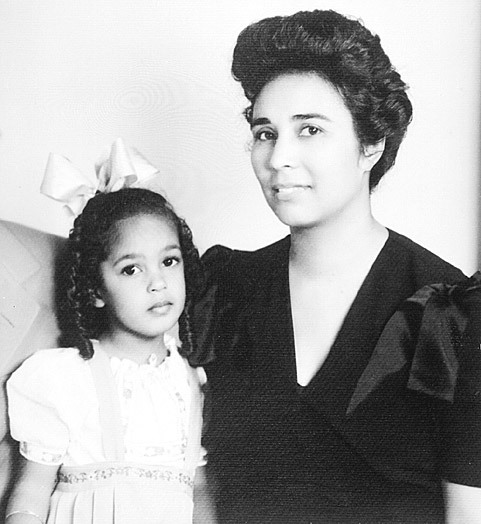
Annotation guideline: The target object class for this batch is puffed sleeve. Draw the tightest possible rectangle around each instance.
[436,273,481,485]
[349,272,481,486]
[7,349,76,465]
[190,245,235,367]
[347,281,459,414]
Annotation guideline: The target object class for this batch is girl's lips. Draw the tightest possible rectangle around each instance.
[149,301,172,313]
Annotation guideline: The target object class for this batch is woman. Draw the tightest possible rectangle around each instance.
[193,9,480,523]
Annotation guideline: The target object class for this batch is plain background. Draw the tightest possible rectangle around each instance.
[0,0,480,273]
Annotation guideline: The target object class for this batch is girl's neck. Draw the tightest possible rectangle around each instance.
[289,213,388,278]
[98,331,169,365]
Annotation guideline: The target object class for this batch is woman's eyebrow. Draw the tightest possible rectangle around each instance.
[251,113,331,128]
[292,113,331,122]
[250,117,271,128]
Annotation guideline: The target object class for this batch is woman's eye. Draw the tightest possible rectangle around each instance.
[121,265,140,276]
[299,126,321,137]
[163,257,181,268]
[253,129,276,142]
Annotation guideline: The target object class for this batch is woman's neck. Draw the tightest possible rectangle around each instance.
[289,214,388,278]
[98,331,168,365]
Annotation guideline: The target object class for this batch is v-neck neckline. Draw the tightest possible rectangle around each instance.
[300,229,427,427]
[295,232,391,380]
[250,230,405,425]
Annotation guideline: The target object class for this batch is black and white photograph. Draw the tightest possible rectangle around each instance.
[1,1,480,522]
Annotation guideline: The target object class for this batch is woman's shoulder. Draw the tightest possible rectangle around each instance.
[386,229,464,284]
[192,238,290,366]
[405,271,481,329]
[201,236,290,282]
[407,272,481,400]
[348,272,480,413]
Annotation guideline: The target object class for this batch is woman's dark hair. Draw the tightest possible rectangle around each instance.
[55,187,203,360]
[232,9,413,190]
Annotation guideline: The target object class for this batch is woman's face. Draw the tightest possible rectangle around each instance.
[250,73,382,229]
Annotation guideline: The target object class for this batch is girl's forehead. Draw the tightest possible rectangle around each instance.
[118,213,175,231]
[109,214,179,250]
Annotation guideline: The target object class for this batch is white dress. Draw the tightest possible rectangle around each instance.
[7,335,205,524]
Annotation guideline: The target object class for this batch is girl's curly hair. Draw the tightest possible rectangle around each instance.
[232,9,413,190]
[55,188,204,360]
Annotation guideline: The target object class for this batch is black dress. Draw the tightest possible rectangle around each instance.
[193,230,477,523]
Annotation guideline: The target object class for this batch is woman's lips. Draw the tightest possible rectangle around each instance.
[273,185,310,200]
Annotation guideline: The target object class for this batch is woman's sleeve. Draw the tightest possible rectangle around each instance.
[438,275,481,486]
[348,272,481,487]
[6,350,70,465]
[347,280,460,414]
[190,245,235,366]
[406,272,481,486]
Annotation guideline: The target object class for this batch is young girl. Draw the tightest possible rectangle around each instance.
[5,187,207,524]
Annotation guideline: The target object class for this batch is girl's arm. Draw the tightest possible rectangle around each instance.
[5,456,58,524]
[444,481,481,524]
[193,465,218,524]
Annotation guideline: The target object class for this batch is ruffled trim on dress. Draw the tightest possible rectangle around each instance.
[99,335,193,467]
[348,272,481,414]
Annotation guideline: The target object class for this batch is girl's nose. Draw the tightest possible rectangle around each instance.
[268,134,297,171]
[148,271,167,292]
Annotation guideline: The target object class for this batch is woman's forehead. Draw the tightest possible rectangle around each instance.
[252,72,350,123]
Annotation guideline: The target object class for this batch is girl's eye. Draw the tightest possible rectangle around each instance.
[121,265,140,276]
[253,129,276,142]
[299,125,322,137]
[163,256,181,268]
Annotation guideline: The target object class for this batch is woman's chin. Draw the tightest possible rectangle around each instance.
[271,210,316,230]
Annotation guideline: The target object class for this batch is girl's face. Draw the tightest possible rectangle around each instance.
[250,73,383,229]
[95,214,185,342]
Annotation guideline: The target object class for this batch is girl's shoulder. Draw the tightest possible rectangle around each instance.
[16,345,82,369]
[7,346,96,421]
[9,346,87,388]
[162,334,206,386]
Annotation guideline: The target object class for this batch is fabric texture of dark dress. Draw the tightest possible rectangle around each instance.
[193,230,479,523]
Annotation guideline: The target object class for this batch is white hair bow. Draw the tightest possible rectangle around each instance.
[40,138,160,215]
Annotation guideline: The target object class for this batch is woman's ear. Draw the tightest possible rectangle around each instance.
[361,138,386,170]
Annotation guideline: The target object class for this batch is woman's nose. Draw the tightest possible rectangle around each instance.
[268,134,297,171]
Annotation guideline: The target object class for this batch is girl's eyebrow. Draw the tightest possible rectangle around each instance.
[251,113,331,128]
[112,244,181,266]
[112,253,143,266]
